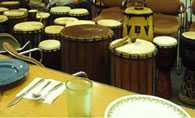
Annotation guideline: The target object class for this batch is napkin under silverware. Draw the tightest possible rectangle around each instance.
[16,77,66,104]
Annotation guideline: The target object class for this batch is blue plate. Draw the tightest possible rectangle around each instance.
[0,59,29,87]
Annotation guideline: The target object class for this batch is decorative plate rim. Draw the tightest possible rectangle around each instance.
[104,95,191,118]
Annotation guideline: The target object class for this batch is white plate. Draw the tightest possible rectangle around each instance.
[105,95,191,118]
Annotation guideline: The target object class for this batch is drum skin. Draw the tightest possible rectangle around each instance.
[181,34,195,71]
[61,24,113,84]
[111,55,155,94]
[68,8,90,20]
[123,7,153,41]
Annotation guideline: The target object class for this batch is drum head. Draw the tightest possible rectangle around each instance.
[14,21,44,32]
[111,38,157,59]
[153,36,177,48]
[0,15,8,23]
[0,7,8,13]
[36,12,50,19]
[50,6,71,14]
[182,32,195,40]
[97,19,122,27]
[61,24,113,41]
[45,25,64,34]
[4,9,26,17]
[54,17,78,25]
[125,7,153,16]
[39,39,60,50]
[68,8,89,16]
[65,20,95,27]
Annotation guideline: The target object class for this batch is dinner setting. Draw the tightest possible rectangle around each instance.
[0,0,195,118]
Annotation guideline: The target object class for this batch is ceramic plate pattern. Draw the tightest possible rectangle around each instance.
[0,59,28,87]
[105,95,191,118]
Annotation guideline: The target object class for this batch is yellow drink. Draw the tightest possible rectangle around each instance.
[66,78,93,117]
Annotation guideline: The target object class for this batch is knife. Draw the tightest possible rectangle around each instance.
[7,78,44,107]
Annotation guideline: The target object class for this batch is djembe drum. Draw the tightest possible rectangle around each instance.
[123,7,153,41]
[13,21,44,48]
[0,1,20,9]
[181,32,195,71]
[153,36,177,98]
[61,24,113,83]
[97,19,123,39]
[36,12,50,26]
[50,6,71,24]
[54,17,78,26]
[0,15,8,33]
[28,9,37,20]
[179,31,195,105]
[39,39,61,70]
[110,37,157,94]
[44,25,64,40]
[65,20,95,27]
[0,7,8,15]
[4,9,27,33]
[68,8,90,20]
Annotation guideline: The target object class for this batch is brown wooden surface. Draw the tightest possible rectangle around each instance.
[0,55,195,117]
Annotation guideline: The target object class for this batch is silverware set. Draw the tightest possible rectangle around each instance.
[7,79,64,107]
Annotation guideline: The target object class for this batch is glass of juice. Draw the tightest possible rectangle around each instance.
[66,77,93,117]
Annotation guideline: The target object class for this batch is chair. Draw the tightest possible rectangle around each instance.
[94,0,127,22]
[145,0,185,37]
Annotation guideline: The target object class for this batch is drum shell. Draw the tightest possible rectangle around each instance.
[179,69,195,105]
[110,25,123,40]
[44,33,62,41]
[7,16,28,33]
[111,54,156,94]
[41,48,61,70]
[0,20,8,33]
[156,46,177,70]
[123,13,153,41]
[62,39,111,84]
[181,36,195,70]
[14,30,43,48]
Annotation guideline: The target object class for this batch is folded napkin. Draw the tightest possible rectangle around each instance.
[17,77,66,104]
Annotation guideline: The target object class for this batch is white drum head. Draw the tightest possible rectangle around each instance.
[182,32,195,40]
[97,19,122,27]
[39,39,61,50]
[14,21,44,32]
[153,36,177,47]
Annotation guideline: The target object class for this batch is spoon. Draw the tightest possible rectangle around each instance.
[32,81,52,99]
[38,82,64,101]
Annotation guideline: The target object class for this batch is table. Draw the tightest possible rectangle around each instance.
[0,56,195,117]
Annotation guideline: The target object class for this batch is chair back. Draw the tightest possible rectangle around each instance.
[145,0,181,14]
[101,0,123,7]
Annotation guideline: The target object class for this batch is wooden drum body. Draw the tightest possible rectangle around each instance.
[153,36,177,99]
[61,24,113,83]
[4,9,27,33]
[44,25,64,40]
[153,36,177,70]
[181,32,195,71]
[39,39,61,70]
[110,38,157,94]
[179,69,195,105]
[0,15,8,33]
[68,8,90,20]
[13,21,44,48]
[97,19,123,40]
[123,7,153,41]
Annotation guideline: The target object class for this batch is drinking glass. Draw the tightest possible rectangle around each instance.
[66,77,93,117]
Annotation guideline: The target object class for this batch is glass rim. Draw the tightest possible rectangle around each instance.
[65,77,93,91]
